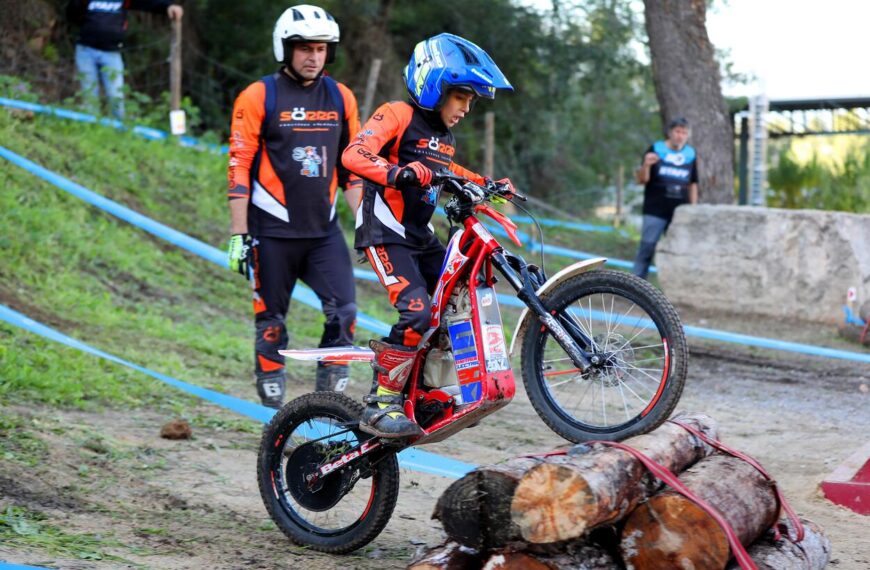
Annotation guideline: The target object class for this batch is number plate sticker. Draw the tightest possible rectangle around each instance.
[448,319,479,376]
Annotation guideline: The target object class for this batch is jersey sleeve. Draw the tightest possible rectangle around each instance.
[690,157,699,184]
[227,81,266,200]
[336,82,363,192]
[341,102,407,187]
[448,162,486,185]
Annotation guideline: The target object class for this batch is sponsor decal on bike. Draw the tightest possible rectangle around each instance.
[480,292,493,307]
[448,320,479,373]
[483,324,510,372]
[471,222,494,244]
[319,440,379,476]
[460,381,482,404]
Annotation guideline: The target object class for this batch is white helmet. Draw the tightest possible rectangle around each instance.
[273,5,340,64]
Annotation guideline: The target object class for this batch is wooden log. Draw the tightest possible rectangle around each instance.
[407,542,483,570]
[482,545,619,570]
[510,413,719,544]
[433,456,550,550]
[621,454,779,570]
[726,518,832,570]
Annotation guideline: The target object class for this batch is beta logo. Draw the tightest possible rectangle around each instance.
[279,107,340,122]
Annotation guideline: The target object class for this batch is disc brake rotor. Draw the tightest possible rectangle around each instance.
[284,441,356,512]
[588,332,636,387]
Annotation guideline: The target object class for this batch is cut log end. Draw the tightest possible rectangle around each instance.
[510,463,595,543]
[407,542,482,570]
[622,495,730,569]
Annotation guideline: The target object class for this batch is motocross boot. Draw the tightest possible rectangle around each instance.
[256,373,285,409]
[315,362,349,392]
[359,340,423,439]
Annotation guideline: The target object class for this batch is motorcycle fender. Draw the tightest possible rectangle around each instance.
[279,346,375,363]
[508,257,607,356]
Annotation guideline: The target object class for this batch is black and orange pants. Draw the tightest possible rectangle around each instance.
[252,230,356,380]
[364,237,446,347]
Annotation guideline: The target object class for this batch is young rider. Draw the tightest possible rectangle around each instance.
[341,33,513,438]
[227,5,362,408]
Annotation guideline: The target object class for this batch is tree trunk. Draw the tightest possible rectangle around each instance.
[433,456,549,550]
[510,413,719,544]
[621,454,780,570]
[482,541,619,570]
[726,518,832,570]
[643,0,735,204]
[407,542,482,570]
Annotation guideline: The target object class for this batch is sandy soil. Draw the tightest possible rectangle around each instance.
[2,335,868,569]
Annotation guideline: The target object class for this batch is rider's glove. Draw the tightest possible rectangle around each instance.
[494,177,516,197]
[394,161,433,189]
[227,233,253,278]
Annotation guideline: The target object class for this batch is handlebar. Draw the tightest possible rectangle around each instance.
[431,169,527,203]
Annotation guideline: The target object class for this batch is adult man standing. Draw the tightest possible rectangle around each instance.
[66,0,184,120]
[632,117,699,280]
[226,4,362,409]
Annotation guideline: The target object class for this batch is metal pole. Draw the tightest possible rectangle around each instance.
[168,18,184,135]
[738,115,749,205]
[170,19,182,111]
[360,58,382,122]
[614,165,624,227]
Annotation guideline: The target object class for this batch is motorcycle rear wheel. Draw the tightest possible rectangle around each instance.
[257,392,400,554]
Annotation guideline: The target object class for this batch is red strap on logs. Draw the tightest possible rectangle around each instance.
[592,439,759,570]
[668,419,805,543]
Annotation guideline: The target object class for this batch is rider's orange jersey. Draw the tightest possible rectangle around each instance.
[342,101,484,248]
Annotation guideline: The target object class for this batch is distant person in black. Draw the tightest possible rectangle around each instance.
[632,117,699,280]
[66,1,184,119]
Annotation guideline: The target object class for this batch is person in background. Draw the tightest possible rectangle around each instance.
[632,117,699,280]
[66,0,184,119]
[226,5,362,409]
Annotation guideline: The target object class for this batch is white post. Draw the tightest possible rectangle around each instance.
[748,94,768,206]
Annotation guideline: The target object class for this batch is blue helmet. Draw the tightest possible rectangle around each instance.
[403,33,513,111]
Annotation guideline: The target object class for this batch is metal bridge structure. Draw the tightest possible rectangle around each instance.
[733,96,870,205]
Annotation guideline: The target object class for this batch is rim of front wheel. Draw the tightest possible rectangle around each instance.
[535,287,673,433]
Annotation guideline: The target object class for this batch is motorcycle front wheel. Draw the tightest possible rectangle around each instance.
[521,270,688,442]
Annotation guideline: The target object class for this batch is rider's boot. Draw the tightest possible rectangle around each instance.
[359,340,423,439]
[315,362,349,392]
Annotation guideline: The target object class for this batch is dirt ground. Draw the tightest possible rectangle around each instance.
[2,327,869,569]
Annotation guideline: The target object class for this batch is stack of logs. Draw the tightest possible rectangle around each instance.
[408,413,831,570]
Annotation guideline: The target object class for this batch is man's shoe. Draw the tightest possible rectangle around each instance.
[315,363,349,392]
[256,374,285,409]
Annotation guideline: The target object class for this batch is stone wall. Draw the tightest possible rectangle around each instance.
[656,205,870,324]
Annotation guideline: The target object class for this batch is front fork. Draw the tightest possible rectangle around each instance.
[491,251,594,371]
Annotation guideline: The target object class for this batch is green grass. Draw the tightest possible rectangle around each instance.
[0,95,638,415]
[0,505,132,563]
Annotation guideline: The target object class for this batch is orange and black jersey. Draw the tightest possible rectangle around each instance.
[228,71,361,238]
[342,101,484,248]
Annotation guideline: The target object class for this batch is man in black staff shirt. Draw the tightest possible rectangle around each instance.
[632,117,699,280]
[67,1,184,119]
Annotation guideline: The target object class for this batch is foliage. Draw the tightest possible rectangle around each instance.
[768,142,870,213]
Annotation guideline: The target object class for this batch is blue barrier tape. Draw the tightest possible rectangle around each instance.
[0,564,55,570]
[3,119,865,364]
[0,145,391,338]
[0,97,621,235]
[0,303,476,478]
